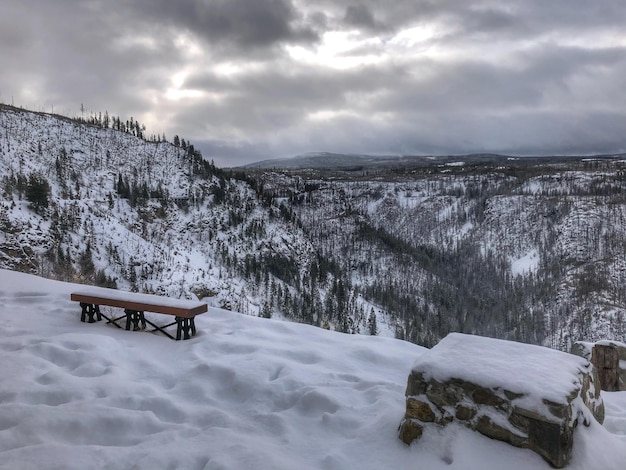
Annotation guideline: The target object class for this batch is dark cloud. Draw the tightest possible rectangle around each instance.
[132,0,319,53]
[344,5,380,31]
[2,0,626,166]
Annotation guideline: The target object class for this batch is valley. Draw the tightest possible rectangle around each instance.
[2,104,625,350]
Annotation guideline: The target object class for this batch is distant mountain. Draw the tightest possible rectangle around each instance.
[242,152,396,169]
[242,151,624,171]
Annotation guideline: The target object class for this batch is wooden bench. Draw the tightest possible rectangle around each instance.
[70,287,208,340]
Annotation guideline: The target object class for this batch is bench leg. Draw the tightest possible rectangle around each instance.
[80,303,102,323]
[80,303,88,322]
[176,317,194,340]
[124,309,146,331]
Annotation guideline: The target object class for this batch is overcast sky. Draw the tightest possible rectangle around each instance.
[3,1,626,166]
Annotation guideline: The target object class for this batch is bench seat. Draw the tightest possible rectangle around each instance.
[70,287,207,340]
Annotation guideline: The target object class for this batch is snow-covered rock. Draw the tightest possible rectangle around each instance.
[399,333,604,468]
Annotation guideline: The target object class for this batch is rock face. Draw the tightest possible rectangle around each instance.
[572,340,626,391]
[399,333,604,469]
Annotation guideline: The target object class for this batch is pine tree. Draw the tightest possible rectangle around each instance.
[79,244,95,279]
[260,302,272,319]
[368,308,378,336]
[25,173,50,214]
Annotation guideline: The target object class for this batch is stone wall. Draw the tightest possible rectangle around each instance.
[399,334,604,469]
[571,340,626,392]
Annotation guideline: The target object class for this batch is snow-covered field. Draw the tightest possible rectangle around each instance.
[1,269,625,469]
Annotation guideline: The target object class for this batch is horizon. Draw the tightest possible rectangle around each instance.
[3,102,626,169]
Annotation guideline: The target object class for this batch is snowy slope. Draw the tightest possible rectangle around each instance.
[1,269,626,470]
[0,105,321,323]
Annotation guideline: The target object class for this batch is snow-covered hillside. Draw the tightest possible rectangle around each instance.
[0,105,334,327]
[1,269,625,470]
[258,162,626,349]
[2,104,626,350]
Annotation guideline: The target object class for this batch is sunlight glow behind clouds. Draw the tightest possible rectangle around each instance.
[388,24,439,50]
[287,23,446,71]
[286,31,385,69]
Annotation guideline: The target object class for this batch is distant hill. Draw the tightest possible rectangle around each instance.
[242,152,396,170]
[242,151,624,171]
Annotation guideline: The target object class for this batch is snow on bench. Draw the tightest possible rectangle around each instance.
[398,333,604,468]
[70,287,207,340]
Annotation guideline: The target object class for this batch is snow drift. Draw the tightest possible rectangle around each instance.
[0,269,625,469]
